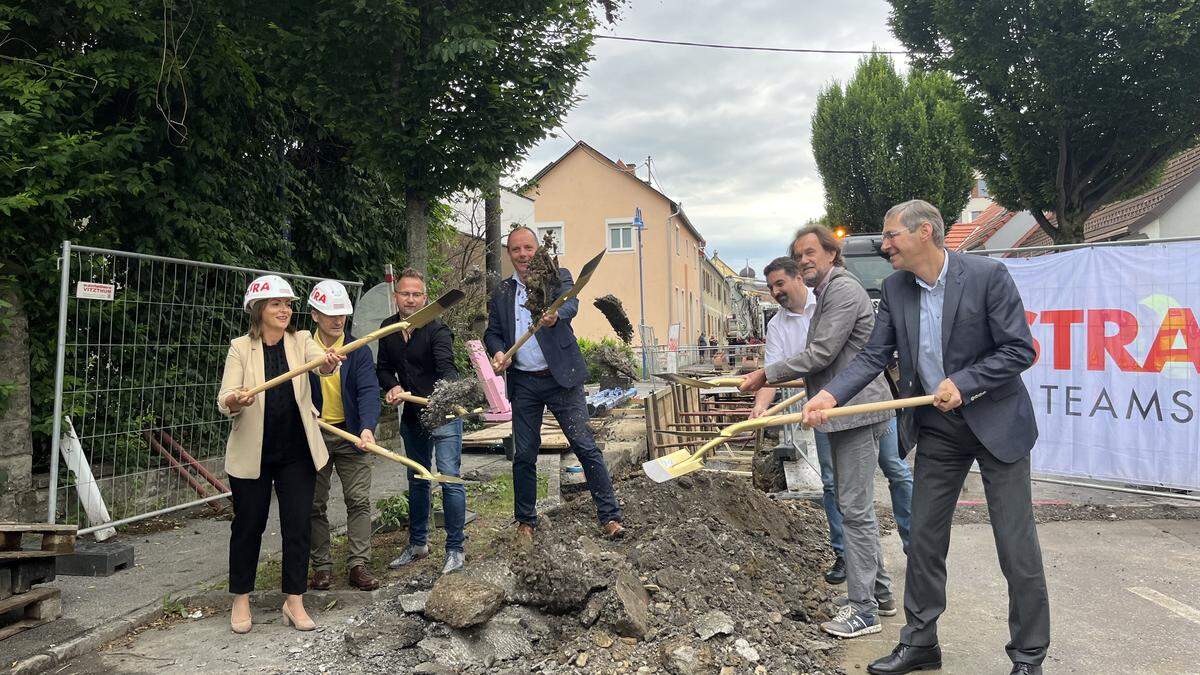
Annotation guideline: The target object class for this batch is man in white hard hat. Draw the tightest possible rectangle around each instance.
[306,280,382,591]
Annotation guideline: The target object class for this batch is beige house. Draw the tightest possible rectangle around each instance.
[521,141,708,346]
[700,256,729,341]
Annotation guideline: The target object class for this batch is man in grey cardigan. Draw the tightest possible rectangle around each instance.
[741,223,896,639]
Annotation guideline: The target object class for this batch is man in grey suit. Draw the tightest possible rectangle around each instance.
[741,224,896,640]
[804,200,1049,675]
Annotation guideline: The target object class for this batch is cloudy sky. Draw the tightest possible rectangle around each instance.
[516,0,906,279]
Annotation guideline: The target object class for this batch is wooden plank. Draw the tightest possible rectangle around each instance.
[0,587,61,641]
[461,420,569,449]
[0,551,60,562]
[0,524,77,534]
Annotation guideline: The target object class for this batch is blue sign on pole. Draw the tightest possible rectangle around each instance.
[633,207,644,230]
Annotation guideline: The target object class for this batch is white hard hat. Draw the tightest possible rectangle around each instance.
[307,279,354,316]
[243,275,299,312]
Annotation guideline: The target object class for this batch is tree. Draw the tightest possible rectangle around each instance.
[256,0,599,274]
[0,0,406,462]
[889,0,1200,243]
[812,53,973,232]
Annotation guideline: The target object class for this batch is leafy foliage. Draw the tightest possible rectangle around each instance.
[889,0,1200,242]
[250,0,600,271]
[811,53,973,232]
[2,0,606,480]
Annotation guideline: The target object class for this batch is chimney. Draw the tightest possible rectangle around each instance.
[615,159,637,175]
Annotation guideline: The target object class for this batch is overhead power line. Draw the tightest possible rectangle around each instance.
[594,34,907,55]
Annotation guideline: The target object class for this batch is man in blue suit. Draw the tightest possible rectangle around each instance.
[486,226,624,541]
[804,200,1049,675]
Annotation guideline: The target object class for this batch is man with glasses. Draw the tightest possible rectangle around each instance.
[376,268,468,575]
[741,225,896,640]
[803,200,1047,675]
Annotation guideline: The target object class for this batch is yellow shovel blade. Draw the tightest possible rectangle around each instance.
[642,449,706,483]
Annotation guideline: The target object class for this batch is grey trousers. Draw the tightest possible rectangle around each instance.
[901,408,1050,666]
[828,420,894,615]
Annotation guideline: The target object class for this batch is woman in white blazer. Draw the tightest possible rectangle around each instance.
[218,275,343,634]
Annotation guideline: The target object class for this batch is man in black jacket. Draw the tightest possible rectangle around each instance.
[376,268,467,575]
[485,226,624,541]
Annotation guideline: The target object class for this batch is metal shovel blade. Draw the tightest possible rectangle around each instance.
[653,372,718,388]
[404,289,467,329]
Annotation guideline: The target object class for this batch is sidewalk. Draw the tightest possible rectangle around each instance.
[838,473,1200,673]
[3,432,511,674]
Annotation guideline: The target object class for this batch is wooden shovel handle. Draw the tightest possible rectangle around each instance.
[244,321,408,398]
[315,419,433,478]
[763,390,807,417]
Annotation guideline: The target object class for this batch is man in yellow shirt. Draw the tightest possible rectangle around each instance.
[306,280,381,591]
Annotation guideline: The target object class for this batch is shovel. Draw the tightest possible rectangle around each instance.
[315,419,468,484]
[498,250,605,366]
[392,390,483,420]
[241,290,466,398]
[642,394,946,483]
[654,372,806,389]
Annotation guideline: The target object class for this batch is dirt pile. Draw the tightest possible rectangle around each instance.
[311,473,842,674]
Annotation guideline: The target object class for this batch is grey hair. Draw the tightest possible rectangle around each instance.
[884,199,945,247]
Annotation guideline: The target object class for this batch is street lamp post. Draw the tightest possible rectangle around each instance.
[635,207,648,379]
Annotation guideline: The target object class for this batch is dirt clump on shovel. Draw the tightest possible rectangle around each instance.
[419,377,486,430]
[521,232,561,318]
[307,473,842,673]
[592,341,638,380]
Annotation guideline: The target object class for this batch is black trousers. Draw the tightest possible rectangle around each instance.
[228,457,317,595]
[901,407,1050,665]
[508,369,621,526]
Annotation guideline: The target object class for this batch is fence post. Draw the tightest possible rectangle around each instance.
[47,240,72,524]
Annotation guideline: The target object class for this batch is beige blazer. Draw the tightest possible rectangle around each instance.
[217,330,331,479]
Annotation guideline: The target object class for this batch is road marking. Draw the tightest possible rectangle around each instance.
[1127,587,1200,625]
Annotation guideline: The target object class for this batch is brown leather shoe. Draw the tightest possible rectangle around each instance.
[516,522,535,542]
[348,565,380,591]
[602,520,626,540]
[308,569,333,591]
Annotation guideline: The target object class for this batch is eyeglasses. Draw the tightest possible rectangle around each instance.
[880,229,907,242]
[395,291,425,299]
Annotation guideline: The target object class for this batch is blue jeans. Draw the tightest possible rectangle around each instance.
[400,418,466,552]
[815,417,913,555]
[508,369,621,526]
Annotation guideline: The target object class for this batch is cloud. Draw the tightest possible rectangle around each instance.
[517,1,904,279]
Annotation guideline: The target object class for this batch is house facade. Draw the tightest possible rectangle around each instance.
[521,141,709,346]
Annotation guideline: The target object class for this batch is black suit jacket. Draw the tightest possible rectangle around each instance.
[825,252,1038,462]
[484,268,588,390]
[375,315,458,422]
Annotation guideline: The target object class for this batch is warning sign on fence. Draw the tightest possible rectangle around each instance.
[75,281,115,301]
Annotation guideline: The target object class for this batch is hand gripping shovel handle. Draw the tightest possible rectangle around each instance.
[723,393,949,437]
[643,393,946,483]
[315,419,466,484]
[499,250,606,365]
[241,290,464,398]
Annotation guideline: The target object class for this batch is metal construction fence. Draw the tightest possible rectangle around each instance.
[49,242,363,533]
[636,342,766,380]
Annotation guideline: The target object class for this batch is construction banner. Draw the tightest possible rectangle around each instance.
[1000,242,1200,490]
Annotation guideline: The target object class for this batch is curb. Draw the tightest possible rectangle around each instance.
[6,582,389,675]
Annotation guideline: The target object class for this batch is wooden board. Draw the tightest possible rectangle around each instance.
[0,523,77,554]
[0,587,62,641]
[462,419,569,449]
[0,551,60,562]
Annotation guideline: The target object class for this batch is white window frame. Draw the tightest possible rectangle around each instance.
[535,221,565,255]
[605,218,635,252]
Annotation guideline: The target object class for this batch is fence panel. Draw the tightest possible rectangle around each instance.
[49,242,362,531]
